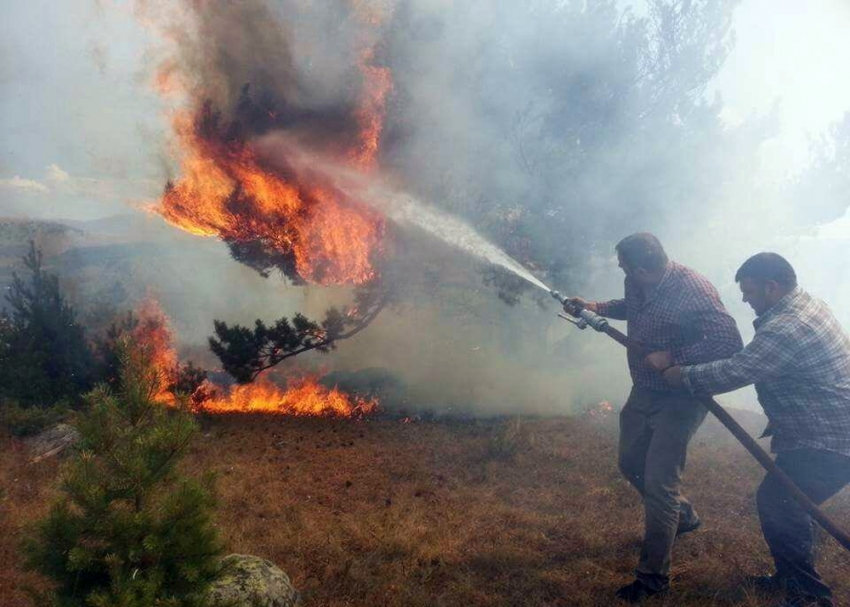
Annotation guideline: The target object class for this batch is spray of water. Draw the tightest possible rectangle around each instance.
[254,133,551,292]
[265,136,552,293]
[376,190,552,293]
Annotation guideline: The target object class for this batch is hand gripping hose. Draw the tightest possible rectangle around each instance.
[552,290,850,553]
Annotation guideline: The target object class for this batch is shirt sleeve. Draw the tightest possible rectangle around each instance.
[680,327,797,395]
[671,305,743,365]
[595,299,627,320]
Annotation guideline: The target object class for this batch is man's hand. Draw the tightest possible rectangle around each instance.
[662,366,684,388]
[645,351,674,372]
[564,297,598,314]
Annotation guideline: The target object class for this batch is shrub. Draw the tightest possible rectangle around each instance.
[0,242,94,406]
[23,341,222,607]
[0,399,68,437]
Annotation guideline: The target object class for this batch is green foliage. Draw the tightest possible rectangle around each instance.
[23,342,222,607]
[0,242,94,406]
[792,111,850,223]
[91,310,139,390]
[0,399,68,437]
[209,313,336,383]
[209,282,387,383]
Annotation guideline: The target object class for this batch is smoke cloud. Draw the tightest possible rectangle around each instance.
[6,0,848,415]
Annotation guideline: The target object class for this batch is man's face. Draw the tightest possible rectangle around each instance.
[618,254,650,287]
[617,254,632,278]
[739,277,771,316]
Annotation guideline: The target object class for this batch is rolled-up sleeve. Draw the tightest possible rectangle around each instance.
[681,329,797,395]
[595,299,627,320]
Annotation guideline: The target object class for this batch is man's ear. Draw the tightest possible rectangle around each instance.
[764,279,781,297]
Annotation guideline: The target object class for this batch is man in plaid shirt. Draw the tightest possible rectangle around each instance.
[567,233,743,603]
[650,253,850,607]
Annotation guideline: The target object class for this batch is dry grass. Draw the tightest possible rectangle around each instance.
[2,411,849,606]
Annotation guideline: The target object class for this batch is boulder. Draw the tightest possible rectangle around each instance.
[25,423,80,463]
[207,554,299,607]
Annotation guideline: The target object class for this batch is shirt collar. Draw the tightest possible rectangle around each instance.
[643,262,673,302]
[753,287,802,329]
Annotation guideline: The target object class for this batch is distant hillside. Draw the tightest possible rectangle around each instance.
[0,215,304,350]
[0,218,85,259]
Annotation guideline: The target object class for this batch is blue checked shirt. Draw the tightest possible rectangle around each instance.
[681,288,850,457]
[595,262,743,392]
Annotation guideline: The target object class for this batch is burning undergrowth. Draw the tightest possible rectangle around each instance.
[134,1,582,416]
[129,297,379,419]
[129,0,410,410]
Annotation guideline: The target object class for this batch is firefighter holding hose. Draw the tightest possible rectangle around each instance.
[566,232,743,603]
[647,252,850,607]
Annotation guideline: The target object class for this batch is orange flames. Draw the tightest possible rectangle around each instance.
[131,298,378,418]
[132,298,179,401]
[199,376,379,417]
[351,47,393,171]
[152,1,393,286]
[159,112,385,284]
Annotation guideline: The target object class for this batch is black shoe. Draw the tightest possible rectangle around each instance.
[615,580,667,603]
[675,516,702,537]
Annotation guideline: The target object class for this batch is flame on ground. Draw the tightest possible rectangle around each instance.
[131,297,378,418]
[132,298,179,401]
[199,376,379,418]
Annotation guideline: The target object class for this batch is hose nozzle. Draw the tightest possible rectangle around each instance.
[552,290,609,333]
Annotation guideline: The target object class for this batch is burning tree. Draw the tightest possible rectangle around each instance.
[141,1,396,383]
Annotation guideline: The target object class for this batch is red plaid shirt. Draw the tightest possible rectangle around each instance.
[595,262,743,392]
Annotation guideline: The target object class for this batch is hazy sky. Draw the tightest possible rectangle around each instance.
[709,0,850,179]
[1,0,849,221]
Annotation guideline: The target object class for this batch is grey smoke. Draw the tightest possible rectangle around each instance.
[6,0,849,415]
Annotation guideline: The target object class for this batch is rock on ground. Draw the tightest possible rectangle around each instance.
[25,423,80,462]
[207,554,299,607]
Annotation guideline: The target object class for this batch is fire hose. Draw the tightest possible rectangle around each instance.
[550,290,850,553]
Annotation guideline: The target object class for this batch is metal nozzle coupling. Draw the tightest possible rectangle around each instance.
[578,308,609,332]
[553,289,609,333]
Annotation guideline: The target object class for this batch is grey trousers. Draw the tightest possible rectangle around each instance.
[757,448,850,603]
[618,386,708,591]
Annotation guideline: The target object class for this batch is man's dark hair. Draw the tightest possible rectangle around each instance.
[615,232,669,272]
[735,252,798,288]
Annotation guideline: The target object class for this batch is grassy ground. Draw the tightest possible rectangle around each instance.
[2,410,849,606]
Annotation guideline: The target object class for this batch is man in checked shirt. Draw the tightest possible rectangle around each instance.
[566,233,743,603]
[649,252,850,607]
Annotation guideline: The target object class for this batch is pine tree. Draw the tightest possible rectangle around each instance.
[0,241,94,405]
[209,280,387,383]
[23,340,222,607]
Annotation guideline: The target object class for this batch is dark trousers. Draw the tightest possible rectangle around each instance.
[618,386,708,591]
[757,448,850,602]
